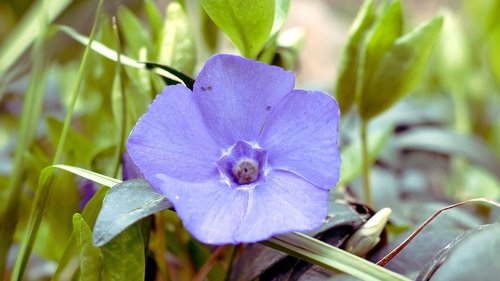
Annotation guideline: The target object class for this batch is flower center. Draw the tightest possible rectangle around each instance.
[217,140,267,187]
[232,158,259,184]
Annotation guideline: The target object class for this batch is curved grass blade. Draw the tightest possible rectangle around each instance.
[57,25,195,88]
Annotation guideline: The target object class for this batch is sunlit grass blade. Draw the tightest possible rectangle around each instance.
[0,0,72,78]
[46,164,121,187]
[262,232,411,281]
[0,2,50,276]
[57,25,194,86]
[11,1,105,279]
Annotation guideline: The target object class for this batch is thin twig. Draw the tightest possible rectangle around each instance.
[192,245,228,281]
[376,198,500,266]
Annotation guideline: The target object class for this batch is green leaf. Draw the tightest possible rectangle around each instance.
[117,6,154,58]
[270,0,291,38]
[52,187,109,280]
[92,179,172,247]
[335,0,375,114]
[262,232,411,281]
[73,214,103,281]
[201,0,275,58]
[101,223,145,281]
[200,3,219,51]
[144,0,163,44]
[434,8,470,91]
[360,0,402,97]
[158,2,196,74]
[486,25,500,84]
[358,16,443,120]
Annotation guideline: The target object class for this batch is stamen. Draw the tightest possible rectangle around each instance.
[232,158,259,184]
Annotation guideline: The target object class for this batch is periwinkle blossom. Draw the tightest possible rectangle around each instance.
[126,54,340,244]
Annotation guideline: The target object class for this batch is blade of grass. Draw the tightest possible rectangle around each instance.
[262,232,411,281]
[10,1,105,279]
[57,25,194,87]
[0,0,72,78]
[110,16,127,178]
[0,1,51,277]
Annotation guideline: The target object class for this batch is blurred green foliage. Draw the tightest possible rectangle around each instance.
[0,0,499,280]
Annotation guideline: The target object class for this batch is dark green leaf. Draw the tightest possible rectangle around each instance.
[92,178,172,247]
[395,128,500,179]
[73,213,103,281]
[101,223,145,281]
[201,0,275,58]
[359,16,443,120]
[417,223,500,281]
[158,2,196,74]
[335,0,374,114]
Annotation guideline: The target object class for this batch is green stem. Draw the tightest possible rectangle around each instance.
[361,121,372,206]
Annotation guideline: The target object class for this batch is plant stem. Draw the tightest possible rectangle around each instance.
[361,121,372,206]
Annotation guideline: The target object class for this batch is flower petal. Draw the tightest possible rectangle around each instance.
[126,84,221,183]
[234,170,329,242]
[156,170,328,244]
[156,174,249,244]
[193,54,295,146]
[259,90,341,189]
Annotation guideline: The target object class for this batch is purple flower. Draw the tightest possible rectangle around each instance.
[126,54,340,244]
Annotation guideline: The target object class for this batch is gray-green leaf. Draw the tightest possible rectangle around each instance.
[201,0,275,58]
[358,16,443,120]
[92,178,172,247]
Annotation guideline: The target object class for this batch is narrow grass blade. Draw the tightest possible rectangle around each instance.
[0,2,50,276]
[10,1,105,279]
[0,0,72,77]
[57,25,193,86]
